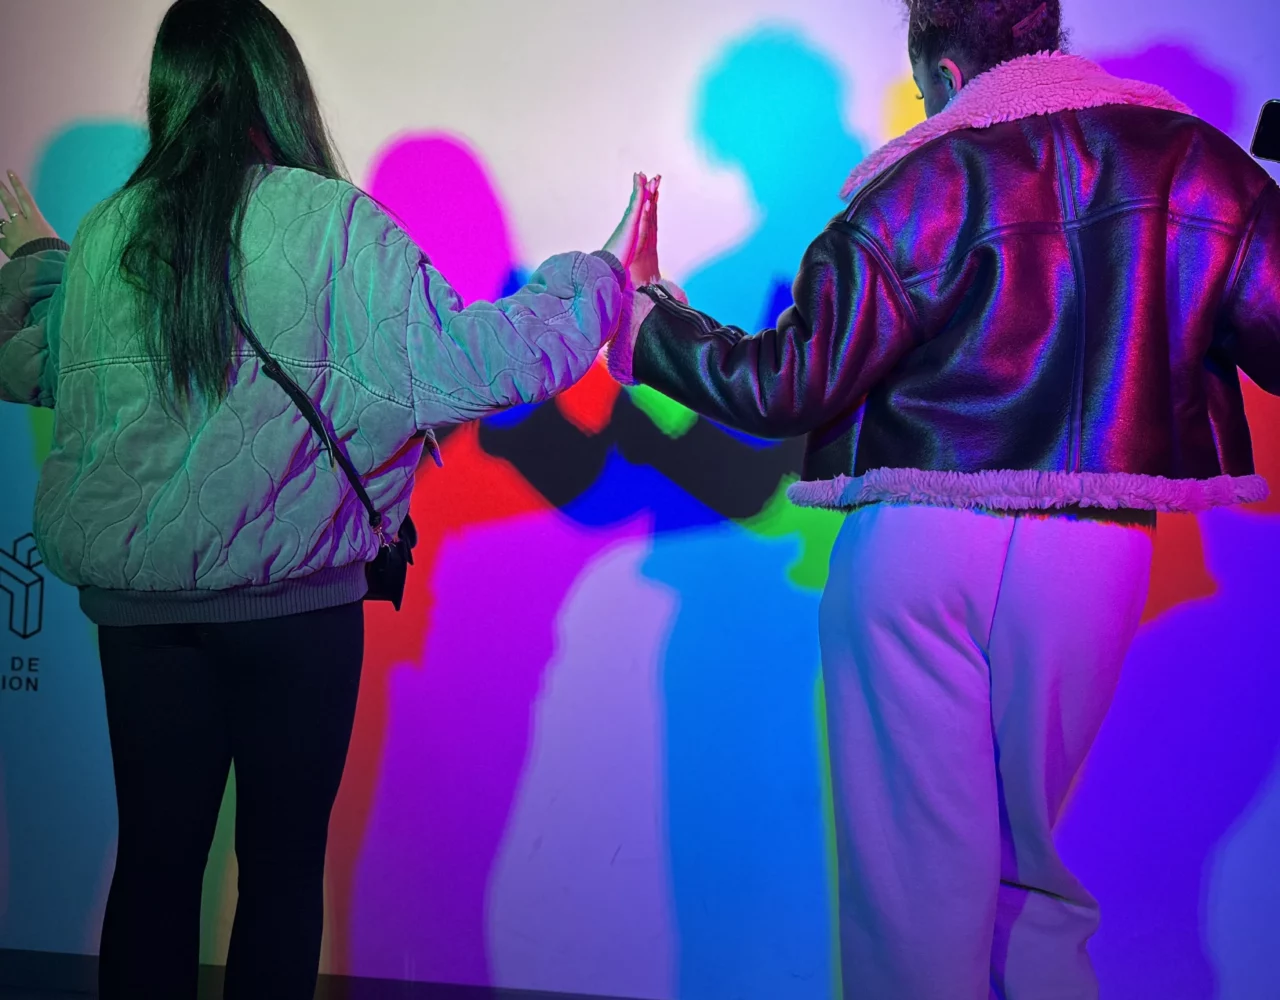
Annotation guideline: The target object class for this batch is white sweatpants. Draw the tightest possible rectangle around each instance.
[820,504,1154,1000]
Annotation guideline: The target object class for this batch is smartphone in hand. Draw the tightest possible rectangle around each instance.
[1251,101,1280,162]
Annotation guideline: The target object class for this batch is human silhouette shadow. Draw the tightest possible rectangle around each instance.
[479,27,865,526]
[486,31,861,1000]
[635,35,865,999]
[32,121,149,241]
[327,133,546,983]
[682,28,866,335]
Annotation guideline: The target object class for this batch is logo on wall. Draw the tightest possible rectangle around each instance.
[1,534,45,640]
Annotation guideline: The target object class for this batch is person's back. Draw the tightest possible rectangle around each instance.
[0,3,648,998]
[831,101,1278,501]
[606,3,1280,997]
[36,163,626,622]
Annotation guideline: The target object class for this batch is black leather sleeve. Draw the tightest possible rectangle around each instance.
[1222,181,1280,396]
[631,225,917,439]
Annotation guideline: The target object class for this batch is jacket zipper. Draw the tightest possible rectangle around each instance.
[644,284,716,336]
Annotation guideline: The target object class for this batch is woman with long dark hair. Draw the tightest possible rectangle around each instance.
[0,2,647,996]
[611,0,1280,996]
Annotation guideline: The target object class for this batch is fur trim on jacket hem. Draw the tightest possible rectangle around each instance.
[787,468,1269,514]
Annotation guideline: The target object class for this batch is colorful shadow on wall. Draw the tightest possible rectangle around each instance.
[2,20,1279,1000]
[0,119,148,959]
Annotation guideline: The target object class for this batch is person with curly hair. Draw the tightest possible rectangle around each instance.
[610,0,1280,995]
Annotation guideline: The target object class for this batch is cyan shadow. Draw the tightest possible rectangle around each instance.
[24,121,148,468]
[684,26,866,331]
[481,31,861,996]
[32,121,149,241]
[556,453,835,999]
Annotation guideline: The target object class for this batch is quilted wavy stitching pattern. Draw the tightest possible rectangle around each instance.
[0,252,63,405]
[0,167,623,593]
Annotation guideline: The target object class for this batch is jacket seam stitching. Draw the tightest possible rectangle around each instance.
[898,203,1240,290]
[1050,116,1087,473]
[60,354,415,410]
[1222,186,1269,311]
[831,222,922,335]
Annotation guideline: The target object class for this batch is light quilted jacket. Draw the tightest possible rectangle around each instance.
[0,166,627,624]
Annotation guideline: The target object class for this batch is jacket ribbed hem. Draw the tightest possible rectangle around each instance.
[786,468,1270,514]
[80,563,369,627]
[10,237,71,259]
[589,250,627,289]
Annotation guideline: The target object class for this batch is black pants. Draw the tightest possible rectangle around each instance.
[96,603,365,1000]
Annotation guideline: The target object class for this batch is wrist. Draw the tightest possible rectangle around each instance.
[590,249,628,289]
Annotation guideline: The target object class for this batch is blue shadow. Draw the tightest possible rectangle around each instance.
[628,28,870,999]
[1057,508,1280,998]
[563,445,834,998]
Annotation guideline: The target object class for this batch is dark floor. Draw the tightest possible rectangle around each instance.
[0,992,86,1000]
[0,978,626,1000]
[0,950,627,1000]
[0,988,611,1000]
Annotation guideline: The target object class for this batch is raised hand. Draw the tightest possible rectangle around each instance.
[630,175,661,287]
[0,171,59,259]
[602,173,651,269]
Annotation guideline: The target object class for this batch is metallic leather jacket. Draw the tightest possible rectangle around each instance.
[621,56,1278,514]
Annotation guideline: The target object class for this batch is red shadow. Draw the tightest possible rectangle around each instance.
[1098,44,1279,624]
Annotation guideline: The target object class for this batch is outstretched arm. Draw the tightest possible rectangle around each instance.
[343,175,651,431]
[0,171,67,407]
[610,223,919,439]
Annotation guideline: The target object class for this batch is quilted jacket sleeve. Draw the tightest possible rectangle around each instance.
[625,224,917,438]
[0,241,69,407]
[345,192,628,431]
[1221,181,1280,395]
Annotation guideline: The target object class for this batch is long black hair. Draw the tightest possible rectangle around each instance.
[904,0,1066,79]
[120,0,345,402]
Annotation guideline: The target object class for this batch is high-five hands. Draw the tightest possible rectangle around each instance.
[600,174,669,383]
[631,175,661,287]
[603,173,651,269]
[603,173,662,286]
[0,171,59,260]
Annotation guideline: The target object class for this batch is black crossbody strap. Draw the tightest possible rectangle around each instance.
[237,324,385,533]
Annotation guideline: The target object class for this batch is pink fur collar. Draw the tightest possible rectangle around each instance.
[842,51,1192,199]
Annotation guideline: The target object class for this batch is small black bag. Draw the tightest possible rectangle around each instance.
[239,327,417,611]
